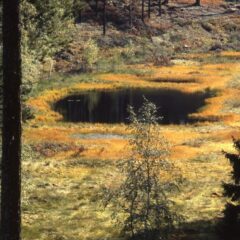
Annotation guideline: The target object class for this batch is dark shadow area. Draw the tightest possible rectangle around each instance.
[217,218,240,240]
[120,219,227,240]
[173,219,222,240]
[173,218,240,240]
[54,88,215,124]
[126,229,171,240]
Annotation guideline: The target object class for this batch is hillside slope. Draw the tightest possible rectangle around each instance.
[55,1,240,72]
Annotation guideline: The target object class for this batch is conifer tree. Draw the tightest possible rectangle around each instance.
[222,138,240,239]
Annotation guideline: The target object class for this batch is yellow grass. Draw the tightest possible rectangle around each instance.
[23,52,240,239]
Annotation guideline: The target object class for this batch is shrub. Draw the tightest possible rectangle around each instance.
[104,98,180,240]
[20,0,75,95]
[82,39,99,71]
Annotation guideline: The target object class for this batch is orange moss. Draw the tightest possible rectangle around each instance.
[27,56,240,126]
[27,83,115,123]
[221,51,240,57]
[170,145,199,161]
[25,52,240,166]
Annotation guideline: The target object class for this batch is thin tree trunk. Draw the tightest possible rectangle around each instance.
[142,0,145,22]
[129,0,133,28]
[145,125,151,236]
[79,9,82,23]
[1,0,22,240]
[103,0,106,35]
[95,0,99,16]
[148,0,151,18]
[158,0,162,16]
[194,0,201,6]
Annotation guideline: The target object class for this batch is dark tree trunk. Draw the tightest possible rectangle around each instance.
[194,0,201,6]
[95,0,99,16]
[158,0,162,16]
[148,0,151,18]
[79,9,82,23]
[141,0,145,22]
[1,0,22,240]
[103,0,106,35]
[129,0,133,28]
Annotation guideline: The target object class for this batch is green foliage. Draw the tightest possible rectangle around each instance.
[73,0,88,20]
[20,0,77,94]
[82,39,99,71]
[104,98,180,240]
[22,104,35,122]
[21,0,75,60]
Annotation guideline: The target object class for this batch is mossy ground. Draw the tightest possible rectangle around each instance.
[23,52,240,240]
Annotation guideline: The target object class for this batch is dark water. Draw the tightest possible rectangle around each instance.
[54,88,213,124]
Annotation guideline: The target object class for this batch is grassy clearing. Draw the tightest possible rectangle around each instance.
[22,123,235,239]
[30,73,103,97]
[23,52,240,239]
[22,152,120,240]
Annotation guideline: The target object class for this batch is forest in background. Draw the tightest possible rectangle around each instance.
[14,1,240,97]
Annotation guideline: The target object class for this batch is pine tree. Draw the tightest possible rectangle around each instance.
[222,138,240,239]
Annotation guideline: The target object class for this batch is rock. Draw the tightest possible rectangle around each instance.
[224,8,239,13]
[152,36,165,45]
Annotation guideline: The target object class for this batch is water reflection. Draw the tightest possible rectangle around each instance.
[54,88,213,124]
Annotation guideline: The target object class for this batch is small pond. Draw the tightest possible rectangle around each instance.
[54,88,214,124]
